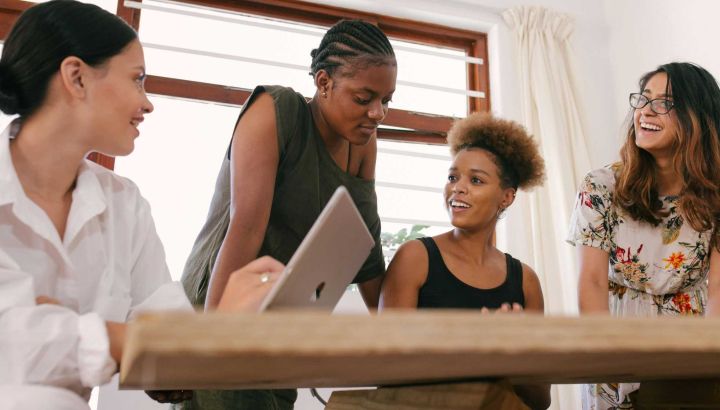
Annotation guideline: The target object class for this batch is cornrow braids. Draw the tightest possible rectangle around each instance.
[310,19,395,77]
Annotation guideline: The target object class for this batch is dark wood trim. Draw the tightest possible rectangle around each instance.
[383,110,454,136]
[146,75,251,106]
[175,0,484,49]
[117,0,142,30]
[0,0,30,11]
[146,75,446,144]
[86,152,116,169]
[145,0,490,119]
[376,128,446,145]
[0,0,31,39]
[468,36,490,113]
[145,75,456,138]
[181,0,370,26]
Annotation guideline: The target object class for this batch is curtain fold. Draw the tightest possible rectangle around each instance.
[501,6,592,410]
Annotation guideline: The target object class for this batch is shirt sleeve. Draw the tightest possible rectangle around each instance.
[127,194,193,320]
[0,251,116,390]
[566,168,615,252]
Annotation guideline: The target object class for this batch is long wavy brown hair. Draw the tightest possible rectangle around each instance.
[615,62,720,250]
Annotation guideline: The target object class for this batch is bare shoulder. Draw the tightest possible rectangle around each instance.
[520,262,541,286]
[234,92,276,128]
[391,239,428,268]
[229,92,279,160]
[520,261,545,312]
[380,238,430,309]
[386,239,429,284]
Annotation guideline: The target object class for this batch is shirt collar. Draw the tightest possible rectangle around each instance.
[0,120,108,245]
[64,159,108,245]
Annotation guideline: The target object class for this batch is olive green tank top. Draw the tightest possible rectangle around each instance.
[181,85,385,307]
[176,86,385,409]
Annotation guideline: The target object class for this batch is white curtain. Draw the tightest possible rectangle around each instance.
[501,6,592,410]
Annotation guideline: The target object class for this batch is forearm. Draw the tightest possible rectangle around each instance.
[0,306,117,387]
[578,278,609,313]
[205,225,265,309]
[106,321,126,365]
[378,279,422,311]
[358,274,384,311]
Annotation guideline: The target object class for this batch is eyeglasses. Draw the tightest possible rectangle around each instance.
[629,93,674,114]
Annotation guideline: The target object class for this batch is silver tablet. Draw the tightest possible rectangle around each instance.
[258,186,375,311]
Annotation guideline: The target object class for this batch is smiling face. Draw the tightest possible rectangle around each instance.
[633,72,679,159]
[84,39,154,156]
[444,148,516,231]
[317,63,397,145]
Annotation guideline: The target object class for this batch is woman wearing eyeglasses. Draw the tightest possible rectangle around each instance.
[568,62,720,409]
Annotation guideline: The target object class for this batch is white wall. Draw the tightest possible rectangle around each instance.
[603,0,720,127]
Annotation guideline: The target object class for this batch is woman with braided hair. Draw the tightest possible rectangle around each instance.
[178,19,396,409]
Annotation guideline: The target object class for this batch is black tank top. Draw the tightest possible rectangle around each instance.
[417,237,525,309]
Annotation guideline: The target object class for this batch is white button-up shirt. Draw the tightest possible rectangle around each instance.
[0,122,191,406]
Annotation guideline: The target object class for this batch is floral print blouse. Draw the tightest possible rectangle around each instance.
[567,166,710,317]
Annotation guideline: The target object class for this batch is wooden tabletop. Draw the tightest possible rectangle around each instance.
[119,311,720,390]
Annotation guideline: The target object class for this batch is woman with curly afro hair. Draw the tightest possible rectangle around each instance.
[379,112,550,410]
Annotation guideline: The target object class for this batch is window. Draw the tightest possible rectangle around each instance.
[95,0,489,284]
[121,0,489,139]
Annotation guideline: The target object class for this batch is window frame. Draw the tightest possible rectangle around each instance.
[0,0,490,166]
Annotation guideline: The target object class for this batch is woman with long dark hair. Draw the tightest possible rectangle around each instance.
[569,62,720,409]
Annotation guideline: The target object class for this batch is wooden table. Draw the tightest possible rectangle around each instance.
[120,311,720,408]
